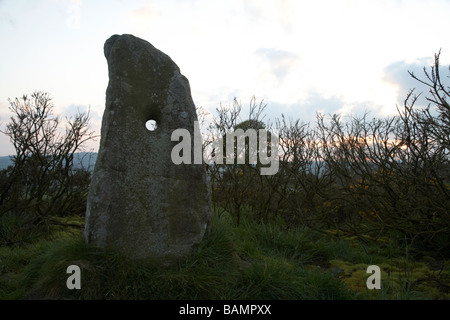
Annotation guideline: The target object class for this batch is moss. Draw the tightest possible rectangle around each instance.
[328,259,369,292]
[328,257,450,299]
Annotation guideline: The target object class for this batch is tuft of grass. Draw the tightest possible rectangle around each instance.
[235,215,329,266]
[0,212,46,247]
[232,256,356,300]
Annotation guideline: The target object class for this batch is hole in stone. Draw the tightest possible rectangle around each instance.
[145,119,158,131]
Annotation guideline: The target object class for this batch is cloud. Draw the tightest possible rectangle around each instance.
[58,103,101,152]
[383,59,430,92]
[252,91,346,126]
[254,48,300,82]
[61,103,102,133]
[263,89,394,128]
[0,101,16,156]
[208,88,386,129]
[126,4,161,33]
[274,0,294,32]
[0,11,13,26]
[66,0,82,30]
[300,90,346,120]
[62,103,100,120]
[242,0,294,32]
[0,0,14,28]
[382,57,450,107]
[0,101,11,123]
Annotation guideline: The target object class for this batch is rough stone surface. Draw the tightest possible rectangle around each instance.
[84,34,212,265]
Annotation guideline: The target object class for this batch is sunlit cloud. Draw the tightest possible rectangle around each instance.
[382,57,450,109]
[125,4,162,33]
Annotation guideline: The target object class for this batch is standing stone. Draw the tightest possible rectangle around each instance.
[84,34,212,265]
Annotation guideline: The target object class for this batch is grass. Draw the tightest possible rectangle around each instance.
[0,209,449,300]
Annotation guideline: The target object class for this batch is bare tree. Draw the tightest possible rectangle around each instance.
[0,91,96,244]
[205,96,273,225]
[312,52,450,252]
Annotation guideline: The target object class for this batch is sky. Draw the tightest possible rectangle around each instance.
[0,0,449,156]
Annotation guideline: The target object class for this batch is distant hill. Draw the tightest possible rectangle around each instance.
[0,156,12,170]
[0,152,98,171]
